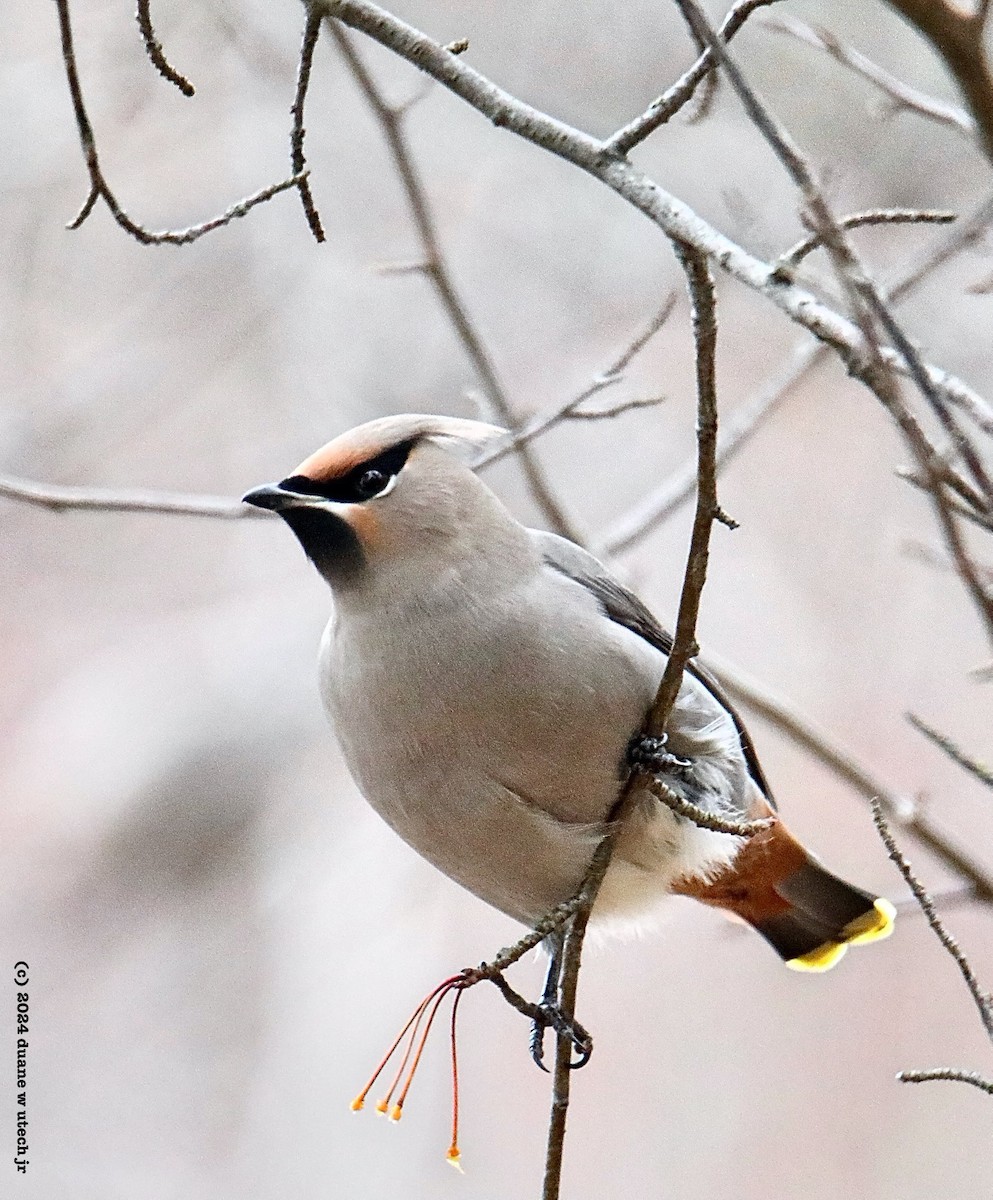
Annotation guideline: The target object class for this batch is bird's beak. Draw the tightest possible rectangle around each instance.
[242,484,295,512]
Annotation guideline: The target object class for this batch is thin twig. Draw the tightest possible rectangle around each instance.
[907,713,993,788]
[883,0,993,163]
[0,474,265,519]
[898,1068,993,1094]
[135,0,195,96]
[290,8,327,242]
[771,209,956,279]
[327,19,581,542]
[896,464,993,529]
[763,14,976,142]
[606,0,782,156]
[642,779,774,835]
[563,395,667,421]
[57,0,304,244]
[871,798,993,1042]
[477,293,677,470]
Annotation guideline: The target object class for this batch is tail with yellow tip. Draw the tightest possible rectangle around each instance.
[673,818,895,971]
[763,864,895,972]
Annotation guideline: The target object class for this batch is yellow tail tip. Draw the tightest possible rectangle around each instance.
[787,940,848,972]
[787,898,896,972]
[375,1100,389,1115]
[389,1104,403,1123]
[841,897,896,945]
[350,1097,365,1113]
[446,1147,464,1173]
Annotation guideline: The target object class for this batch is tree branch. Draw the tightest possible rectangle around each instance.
[540,245,727,1200]
[884,0,993,163]
[898,1068,993,1095]
[0,474,263,519]
[907,712,993,789]
[771,208,956,280]
[871,798,993,1044]
[135,0,195,95]
[672,0,993,649]
[56,0,309,244]
[477,293,677,469]
[599,191,993,555]
[327,20,582,542]
[764,13,977,142]
[309,1,993,443]
[290,8,328,242]
[606,0,782,156]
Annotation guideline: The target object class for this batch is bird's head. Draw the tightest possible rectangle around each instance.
[243,414,512,593]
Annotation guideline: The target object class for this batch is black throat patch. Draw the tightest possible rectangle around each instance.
[278,506,366,585]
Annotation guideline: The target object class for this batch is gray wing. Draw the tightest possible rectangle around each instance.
[531,528,775,805]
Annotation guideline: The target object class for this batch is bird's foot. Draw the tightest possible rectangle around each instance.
[627,732,694,779]
[529,1003,593,1073]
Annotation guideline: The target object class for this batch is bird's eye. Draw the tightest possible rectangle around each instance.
[356,468,389,498]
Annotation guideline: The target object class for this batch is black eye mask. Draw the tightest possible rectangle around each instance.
[279,438,418,504]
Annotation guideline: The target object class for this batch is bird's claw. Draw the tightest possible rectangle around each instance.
[627,732,694,778]
[529,1003,593,1072]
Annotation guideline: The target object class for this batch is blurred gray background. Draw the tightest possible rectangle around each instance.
[2,1,992,1197]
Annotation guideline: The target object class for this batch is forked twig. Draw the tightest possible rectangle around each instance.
[56,0,308,244]
[607,0,782,155]
[764,14,976,142]
[771,209,956,279]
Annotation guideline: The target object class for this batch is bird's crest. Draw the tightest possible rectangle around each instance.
[294,414,507,482]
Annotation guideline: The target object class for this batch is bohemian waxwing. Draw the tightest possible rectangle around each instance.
[244,414,894,973]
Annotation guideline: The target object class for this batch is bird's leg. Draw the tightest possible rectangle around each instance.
[527,928,592,1072]
[627,731,694,778]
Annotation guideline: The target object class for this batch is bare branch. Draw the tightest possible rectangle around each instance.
[0,473,263,519]
[312,2,993,448]
[883,0,993,163]
[896,464,993,530]
[871,798,993,1042]
[539,247,727,1200]
[898,1068,993,1094]
[606,0,782,156]
[326,20,581,543]
[135,0,195,96]
[764,14,976,142]
[56,0,306,244]
[771,209,956,280]
[704,652,993,906]
[598,192,993,555]
[643,779,774,836]
[563,395,667,421]
[672,0,993,647]
[907,713,993,789]
[290,8,327,242]
[477,293,677,469]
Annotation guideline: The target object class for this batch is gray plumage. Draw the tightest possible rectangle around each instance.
[243,414,894,967]
[299,421,757,930]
